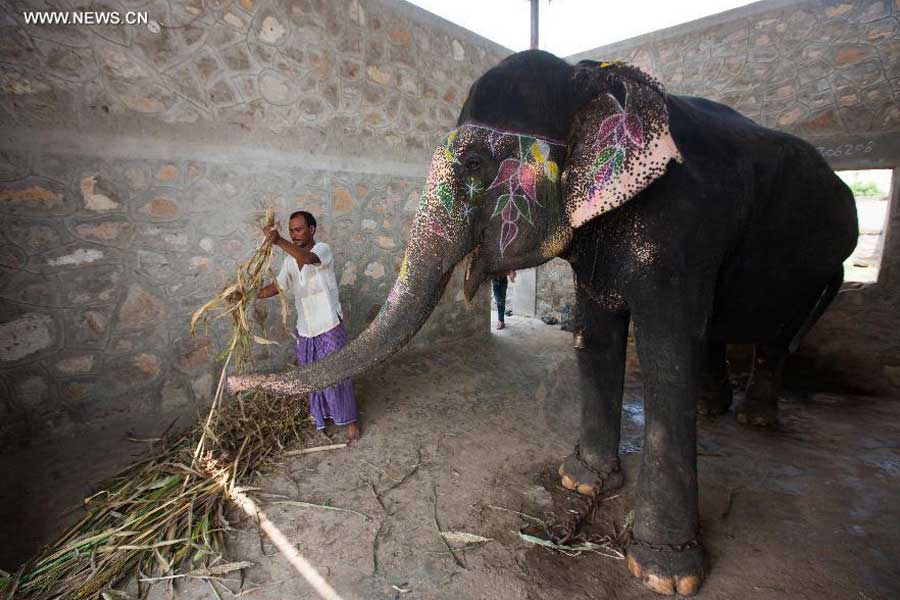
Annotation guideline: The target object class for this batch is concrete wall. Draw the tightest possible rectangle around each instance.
[533,0,900,394]
[0,0,508,444]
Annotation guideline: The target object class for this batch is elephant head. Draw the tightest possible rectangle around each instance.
[228,51,681,396]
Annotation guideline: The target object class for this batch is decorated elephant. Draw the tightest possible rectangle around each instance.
[230,51,858,595]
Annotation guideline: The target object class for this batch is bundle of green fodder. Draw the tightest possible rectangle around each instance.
[3,209,305,600]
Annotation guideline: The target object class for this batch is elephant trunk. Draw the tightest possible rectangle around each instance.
[228,246,460,397]
[229,141,475,397]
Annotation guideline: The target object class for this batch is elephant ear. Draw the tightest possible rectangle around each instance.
[563,63,682,229]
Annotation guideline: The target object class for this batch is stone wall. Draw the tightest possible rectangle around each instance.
[534,0,900,394]
[0,0,508,444]
[534,259,575,324]
[568,0,900,139]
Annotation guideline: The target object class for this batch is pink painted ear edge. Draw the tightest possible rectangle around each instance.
[563,66,683,230]
[567,131,682,229]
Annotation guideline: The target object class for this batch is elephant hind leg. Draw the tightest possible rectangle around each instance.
[697,342,732,416]
[736,267,843,428]
[735,343,786,427]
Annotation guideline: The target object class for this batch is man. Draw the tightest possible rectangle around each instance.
[254,211,360,442]
[491,270,516,330]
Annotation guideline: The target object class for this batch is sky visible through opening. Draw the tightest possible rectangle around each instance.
[406,0,758,57]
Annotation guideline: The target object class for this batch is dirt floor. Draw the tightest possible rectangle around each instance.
[4,314,900,599]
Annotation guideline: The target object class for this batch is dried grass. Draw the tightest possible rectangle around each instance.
[190,207,290,372]
[3,208,306,599]
[5,389,309,600]
[486,497,630,561]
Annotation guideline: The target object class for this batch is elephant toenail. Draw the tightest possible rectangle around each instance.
[576,482,596,496]
[627,554,642,578]
[645,573,676,595]
[677,575,701,596]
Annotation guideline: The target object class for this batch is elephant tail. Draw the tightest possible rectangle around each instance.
[788,266,844,353]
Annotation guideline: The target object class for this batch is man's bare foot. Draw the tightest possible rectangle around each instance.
[496,321,505,330]
[346,422,361,443]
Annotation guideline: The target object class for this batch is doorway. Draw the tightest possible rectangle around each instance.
[489,268,537,330]
[836,169,893,284]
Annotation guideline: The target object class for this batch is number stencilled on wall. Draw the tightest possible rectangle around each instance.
[816,141,874,158]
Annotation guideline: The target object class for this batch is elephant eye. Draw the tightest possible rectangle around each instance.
[464,156,481,172]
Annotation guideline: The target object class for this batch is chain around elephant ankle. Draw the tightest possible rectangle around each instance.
[629,534,703,553]
[574,444,620,482]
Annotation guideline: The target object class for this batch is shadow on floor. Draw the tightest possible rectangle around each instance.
[3,315,899,599]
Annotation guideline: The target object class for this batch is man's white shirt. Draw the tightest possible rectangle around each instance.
[276,242,343,337]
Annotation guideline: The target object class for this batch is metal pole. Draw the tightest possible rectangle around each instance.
[531,0,539,49]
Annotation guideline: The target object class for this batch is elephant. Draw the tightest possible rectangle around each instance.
[230,51,859,595]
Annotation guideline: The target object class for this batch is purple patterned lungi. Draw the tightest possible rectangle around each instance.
[295,322,357,430]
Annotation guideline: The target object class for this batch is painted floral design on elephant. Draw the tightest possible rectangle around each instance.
[414,124,562,257]
[588,90,645,206]
[488,135,560,254]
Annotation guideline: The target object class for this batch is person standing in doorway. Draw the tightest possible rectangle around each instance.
[492,270,517,330]
[253,211,360,442]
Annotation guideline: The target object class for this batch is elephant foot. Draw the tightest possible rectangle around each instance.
[626,539,705,596]
[734,395,778,427]
[697,377,732,416]
[558,445,623,496]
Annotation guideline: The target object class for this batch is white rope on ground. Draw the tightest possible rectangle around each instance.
[284,443,348,456]
[192,324,343,600]
[231,487,345,600]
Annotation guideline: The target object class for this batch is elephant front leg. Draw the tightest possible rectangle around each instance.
[628,311,706,596]
[559,299,629,497]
